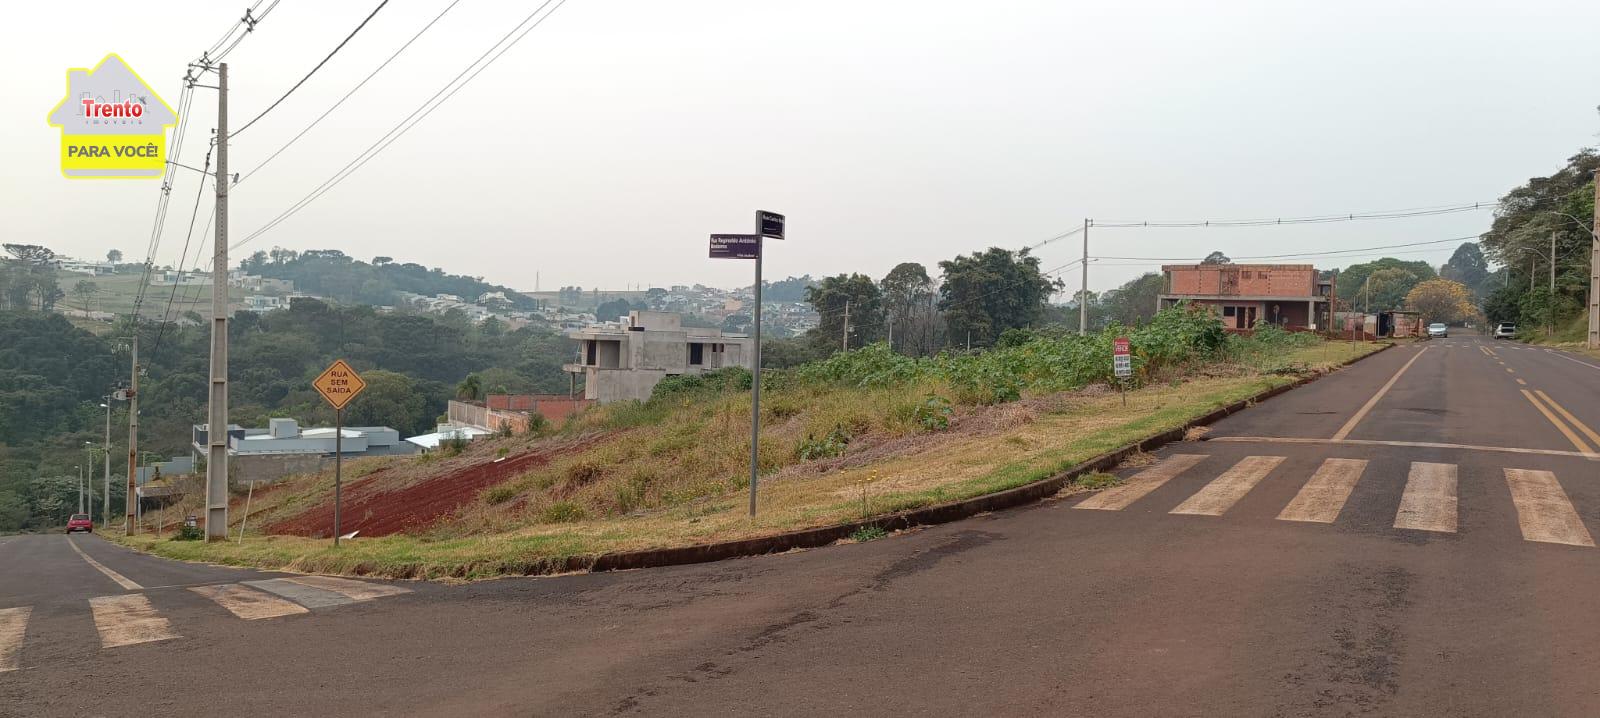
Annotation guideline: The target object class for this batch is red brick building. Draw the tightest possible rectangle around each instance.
[1158,264,1333,331]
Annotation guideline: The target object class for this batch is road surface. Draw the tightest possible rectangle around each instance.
[7,333,1600,716]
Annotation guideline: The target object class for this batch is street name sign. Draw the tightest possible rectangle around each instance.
[758,211,785,240]
[710,233,762,259]
[313,359,367,411]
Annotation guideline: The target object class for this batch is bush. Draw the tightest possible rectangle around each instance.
[650,367,752,402]
[912,395,953,431]
[798,425,852,461]
[171,523,203,541]
[540,501,587,523]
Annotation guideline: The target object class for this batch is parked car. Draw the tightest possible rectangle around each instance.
[65,514,92,534]
[1494,322,1517,339]
[1427,322,1448,338]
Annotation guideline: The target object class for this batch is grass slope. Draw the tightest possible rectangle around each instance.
[115,339,1381,580]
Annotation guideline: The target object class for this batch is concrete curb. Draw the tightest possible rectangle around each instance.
[586,342,1395,574]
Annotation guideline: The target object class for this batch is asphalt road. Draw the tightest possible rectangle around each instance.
[9,333,1600,717]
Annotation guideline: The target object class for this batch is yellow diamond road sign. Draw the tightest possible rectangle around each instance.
[313,360,366,411]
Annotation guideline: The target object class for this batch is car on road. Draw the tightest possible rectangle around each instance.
[1427,322,1448,338]
[65,514,92,533]
[1494,322,1517,339]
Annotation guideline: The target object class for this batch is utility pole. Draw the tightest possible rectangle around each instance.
[1079,219,1090,335]
[102,397,111,525]
[77,465,83,515]
[204,62,231,541]
[125,333,139,533]
[1550,232,1557,336]
[1589,170,1599,349]
[841,300,851,352]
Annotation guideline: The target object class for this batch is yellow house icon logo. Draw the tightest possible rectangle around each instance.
[46,53,178,180]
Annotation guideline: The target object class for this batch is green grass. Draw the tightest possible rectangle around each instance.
[110,339,1382,580]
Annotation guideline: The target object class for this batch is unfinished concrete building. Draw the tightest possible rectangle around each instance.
[564,311,754,403]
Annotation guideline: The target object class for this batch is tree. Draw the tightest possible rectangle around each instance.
[456,373,483,401]
[3,244,55,265]
[341,370,430,436]
[0,491,26,532]
[595,298,634,322]
[1201,251,1231,265]
[938,248,1062,348]
[1405,278,1476,324]
[880,262,937,353]
[106,249,123,264]
[804,274,884,353]
[1098,272,1165,327]
[1336,258,1436,311]
[1438,242,1490,298]
[72,279,98,311]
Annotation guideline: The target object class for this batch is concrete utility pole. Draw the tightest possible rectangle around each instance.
[1079,219,1090,335]
[76,465,83,514]
[1550,232,1557,335]
[841,300,850,352]
[1589,170,1599,349]
[205,62,231,541]
[102,398,111,524]
[125,333,138,533]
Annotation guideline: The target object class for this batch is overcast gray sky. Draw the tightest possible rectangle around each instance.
[5,0,1597,295]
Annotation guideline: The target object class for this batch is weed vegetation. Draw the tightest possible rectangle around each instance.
[115,306,1377,579]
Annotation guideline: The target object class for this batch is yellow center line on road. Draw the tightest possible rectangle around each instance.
[1507,367,1516,374]
[1517,378,1527,385]
[0,607,28,673]
[67,537,142,591]
[1521,390,1597,456]
[1534,390,1600,449]
[1331,347,1429,441]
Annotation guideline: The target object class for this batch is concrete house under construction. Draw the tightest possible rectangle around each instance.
[1158,263,1333,331]
[564,311,754,403]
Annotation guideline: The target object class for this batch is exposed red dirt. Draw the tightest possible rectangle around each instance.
[262,434,609,538]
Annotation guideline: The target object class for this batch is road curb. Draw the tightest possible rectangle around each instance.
[585,342,1395,574]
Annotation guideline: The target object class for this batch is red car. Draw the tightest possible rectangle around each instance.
[65,514,93,534]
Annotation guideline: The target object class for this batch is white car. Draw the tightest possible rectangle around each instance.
[1426,323,1448,338]
[1494,322,1517,339]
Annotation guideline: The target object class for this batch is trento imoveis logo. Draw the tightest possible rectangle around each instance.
[46,53,178,180]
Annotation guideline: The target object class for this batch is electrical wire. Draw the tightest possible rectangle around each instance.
[1091,235,1478,263]
[1090,202,1494,228]
[231,0,390,139]
[237,0,464,186]
[233,0,571,251]
[149,150,215,358]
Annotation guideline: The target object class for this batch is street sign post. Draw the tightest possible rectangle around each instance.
[707,212,785,517]
[1113,337,1132,406]
[313,360,366,546]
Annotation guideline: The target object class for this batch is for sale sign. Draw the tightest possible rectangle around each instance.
[1113,337,1132,378]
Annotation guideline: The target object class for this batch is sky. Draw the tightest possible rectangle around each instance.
[4,0,1597,297]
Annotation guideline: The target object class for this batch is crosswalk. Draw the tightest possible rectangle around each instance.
[0,575,409,673]
[1076,453,1600,547]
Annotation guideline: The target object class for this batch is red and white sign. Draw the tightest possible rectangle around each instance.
[1112,337,1132,378]
[1113,338,1131,356]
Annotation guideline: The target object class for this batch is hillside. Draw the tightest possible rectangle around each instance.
[118,308,1383,579]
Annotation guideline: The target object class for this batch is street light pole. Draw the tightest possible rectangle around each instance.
[101,398,111,524]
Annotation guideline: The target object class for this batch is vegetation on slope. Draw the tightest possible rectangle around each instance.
[116,307,1381,579]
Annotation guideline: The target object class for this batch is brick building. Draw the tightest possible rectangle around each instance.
[1158,264,1333,331]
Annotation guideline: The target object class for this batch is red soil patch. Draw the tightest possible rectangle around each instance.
[262,435,608,538]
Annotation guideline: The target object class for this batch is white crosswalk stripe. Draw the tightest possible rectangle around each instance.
[1075,454,1206,511]
[1077,456,1597,550]
[1170,455,1285,516]
[0,576,409,671]
[190,583,310,620]
[1277,458,1368,524]
[1505,469,1594,547]
[1394,462,1457,533]
[0,607,28,673]
[88,594,179,648]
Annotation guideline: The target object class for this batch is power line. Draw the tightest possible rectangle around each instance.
[233,0,571,251]
[150,150,216,358]
[237,0,464,186]
[1090,202,1493,229]
[1091,235,1479,263]
[231,0,390,139]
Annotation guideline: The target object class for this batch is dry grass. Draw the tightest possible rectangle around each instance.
[113,340,1381,579]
